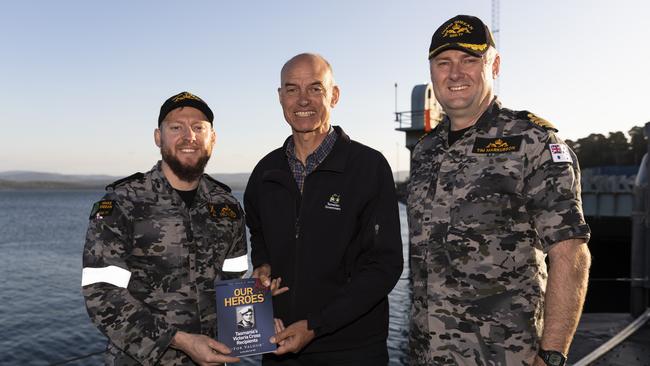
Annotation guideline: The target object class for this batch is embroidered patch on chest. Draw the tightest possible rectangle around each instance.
[472,136,523,154]
[89,200,114,219]
[324,193,341,211]
[209,203,240,220]
[549,143,573,163]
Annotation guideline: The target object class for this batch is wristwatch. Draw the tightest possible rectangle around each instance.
[538,348,567,366]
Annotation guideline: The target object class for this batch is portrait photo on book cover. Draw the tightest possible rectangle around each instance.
[236,305,255,330]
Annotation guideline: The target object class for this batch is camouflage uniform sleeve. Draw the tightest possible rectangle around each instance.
[524,132,591,251]
[406,137,435,364]
[407,138,427,270]
[81,193,176,366]
[221,202,249,279]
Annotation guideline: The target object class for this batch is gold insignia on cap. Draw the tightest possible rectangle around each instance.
[429,42,487,58]
[172,91,202,103]
[442,20,473,38]
[527,113,556,130]
[457,43,487,51]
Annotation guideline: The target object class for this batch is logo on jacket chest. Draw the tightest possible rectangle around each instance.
[472,136,523,154]
[324,193,341,211]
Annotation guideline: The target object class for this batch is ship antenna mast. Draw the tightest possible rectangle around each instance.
[492,0,500,94]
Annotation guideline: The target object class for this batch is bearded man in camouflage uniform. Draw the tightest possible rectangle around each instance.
[408,15,591,366]
[82,92,248,365]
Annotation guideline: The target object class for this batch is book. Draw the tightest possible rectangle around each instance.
[215,278,277,357]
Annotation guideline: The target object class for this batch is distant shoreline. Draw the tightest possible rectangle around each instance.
[0,180,107,190]
[0,171,252,191]
[0,180,250,191]
[0,170,407,192]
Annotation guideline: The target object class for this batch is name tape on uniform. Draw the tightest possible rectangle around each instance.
[472,136,523,154]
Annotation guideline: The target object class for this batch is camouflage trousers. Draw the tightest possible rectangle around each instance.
[409,289,540,366]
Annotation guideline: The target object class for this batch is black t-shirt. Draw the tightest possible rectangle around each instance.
[175,188,198,208]
[448,126,472,146]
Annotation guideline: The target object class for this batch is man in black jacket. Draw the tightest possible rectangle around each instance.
[244,53,403,365]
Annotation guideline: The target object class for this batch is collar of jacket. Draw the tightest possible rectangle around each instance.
[263,126,351,193]
[473,97,502,134]
[280,125,351,174]
[150,160,216,203]
[436,96,502,140]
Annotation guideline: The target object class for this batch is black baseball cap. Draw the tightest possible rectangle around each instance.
[158,91,214,126]
[428,15,495,59]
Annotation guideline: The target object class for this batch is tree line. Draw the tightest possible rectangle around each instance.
[566,126,647,168]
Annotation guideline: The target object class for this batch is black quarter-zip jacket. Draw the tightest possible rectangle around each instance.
[244,126,403,353]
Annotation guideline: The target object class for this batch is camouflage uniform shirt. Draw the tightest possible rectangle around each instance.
[407,100,590,365]
[82,162,247,366]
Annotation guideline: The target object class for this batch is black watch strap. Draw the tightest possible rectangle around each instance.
[538,348,566,366]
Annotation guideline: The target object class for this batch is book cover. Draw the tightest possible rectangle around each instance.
[215,278,276,357]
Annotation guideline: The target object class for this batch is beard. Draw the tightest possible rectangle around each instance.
[160,145,211,183]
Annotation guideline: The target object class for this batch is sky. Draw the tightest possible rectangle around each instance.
[1,0,649,176]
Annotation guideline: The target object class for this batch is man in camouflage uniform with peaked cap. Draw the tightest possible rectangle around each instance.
[408,15,591,366]
[82,91,248,365]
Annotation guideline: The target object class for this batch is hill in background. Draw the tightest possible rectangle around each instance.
[0,171,251,191]
[0,170,409,191]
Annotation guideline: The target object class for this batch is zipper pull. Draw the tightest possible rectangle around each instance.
[295,220,300,239]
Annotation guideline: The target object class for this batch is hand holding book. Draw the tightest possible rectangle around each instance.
[215,278,278,357]
[252,264,289,296]
[270,320,315,355]
[171,331,240,364]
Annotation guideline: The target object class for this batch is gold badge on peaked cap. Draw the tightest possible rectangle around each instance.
[456,43,488,52]
[158,91,214,125]
[442,20,473,38]
[428,15,495,59]
[172,91,203,103]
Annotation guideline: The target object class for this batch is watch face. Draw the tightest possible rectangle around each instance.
[548,353,563,365]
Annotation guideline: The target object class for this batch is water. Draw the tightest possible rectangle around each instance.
[0,190,411,365]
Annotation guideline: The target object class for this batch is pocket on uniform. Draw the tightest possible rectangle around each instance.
[132,219,187,269]
[202,218,234,273]
[452,193,514,234]
[204,216,232,243]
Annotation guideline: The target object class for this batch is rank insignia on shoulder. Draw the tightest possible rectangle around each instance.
[89,200,114,220]
[418,131,431,142]
[209,203,240,220]
[105,172,144,191]
[527,113,557,131]
[549,143,573,163]
[472,136,523,154]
